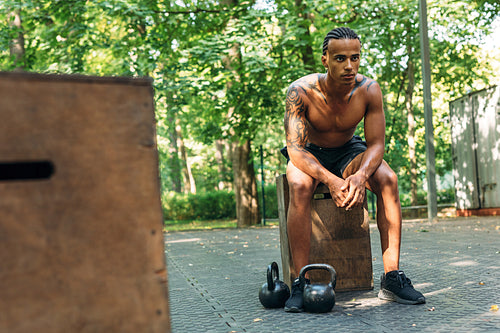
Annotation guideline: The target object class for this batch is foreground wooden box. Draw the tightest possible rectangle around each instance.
[277,174,373,291]
[0,72,170,332]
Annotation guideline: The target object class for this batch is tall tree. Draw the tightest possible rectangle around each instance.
[165,1,283,225]
[222,0,261,226]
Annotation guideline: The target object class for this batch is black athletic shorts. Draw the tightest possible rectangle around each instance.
[280,135,367,178]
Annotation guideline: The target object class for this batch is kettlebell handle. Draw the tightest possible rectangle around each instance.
[266,262,280,291]
[299,263,337,289]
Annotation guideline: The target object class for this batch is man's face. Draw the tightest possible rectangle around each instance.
[321,38,361,85]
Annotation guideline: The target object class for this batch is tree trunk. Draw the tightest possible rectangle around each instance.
[9,10,24,71]
[224,140,233,191]
[176,119,196,194]
[231,140,260,227]
[405,46,418,208]
[166,106,182,193]
[215,139,228,190]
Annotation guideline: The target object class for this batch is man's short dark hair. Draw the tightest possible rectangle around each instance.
[322,27,361,55]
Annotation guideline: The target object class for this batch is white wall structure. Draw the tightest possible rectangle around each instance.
[450,85,500,214]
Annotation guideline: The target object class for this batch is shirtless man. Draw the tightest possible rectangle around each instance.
[281,27,425,312]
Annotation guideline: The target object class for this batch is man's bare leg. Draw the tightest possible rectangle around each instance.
[342,155,401,272]
[284,162,318,312]
[285,162,318,278]
[369,164,402,273]
[344,154,425,304]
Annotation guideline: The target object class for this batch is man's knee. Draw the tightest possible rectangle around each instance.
[288,178,315,204]
[382,168,398,187]
[372,163,399,193]
[286,162,317,203]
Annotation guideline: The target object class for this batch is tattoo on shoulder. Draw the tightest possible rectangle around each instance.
[348,76,377,103]
[286,84,306,111]
[348,76,367,103]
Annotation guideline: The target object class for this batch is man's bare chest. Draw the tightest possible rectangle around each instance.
[306,102,366,133]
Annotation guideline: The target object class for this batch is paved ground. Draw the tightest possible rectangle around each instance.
[165,216,500,332]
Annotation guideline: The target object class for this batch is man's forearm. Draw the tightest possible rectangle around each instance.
[288,148,340,186]
[354,145,384,182]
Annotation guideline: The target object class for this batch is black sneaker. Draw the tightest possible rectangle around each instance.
[378,270,426,305]
[284,278,305,312]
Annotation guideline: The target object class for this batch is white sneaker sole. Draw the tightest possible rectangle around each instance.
[378,288,426,305]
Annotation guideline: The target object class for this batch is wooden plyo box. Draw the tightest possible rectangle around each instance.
[0,72,170,332]
[277,174,373,291]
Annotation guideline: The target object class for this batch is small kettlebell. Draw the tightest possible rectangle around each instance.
[258,262,290,308]
[299,263,337,313]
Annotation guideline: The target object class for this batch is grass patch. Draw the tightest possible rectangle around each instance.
[163,219,279,232]
[163,219,237,232]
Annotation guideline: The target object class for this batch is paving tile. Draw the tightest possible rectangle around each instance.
[165,217,500,332]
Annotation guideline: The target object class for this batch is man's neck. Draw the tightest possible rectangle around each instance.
[321,73,355,100]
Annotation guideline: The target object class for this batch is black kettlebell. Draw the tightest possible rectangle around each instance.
[299,263,337,313]
[258,262,290,308]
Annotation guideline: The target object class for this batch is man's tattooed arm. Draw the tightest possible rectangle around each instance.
[284,84,309,153]
[283,82,338,187]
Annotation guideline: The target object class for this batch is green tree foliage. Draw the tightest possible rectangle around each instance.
[1,0,498,223]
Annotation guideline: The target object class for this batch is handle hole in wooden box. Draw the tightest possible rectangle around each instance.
[0,161,55,181]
